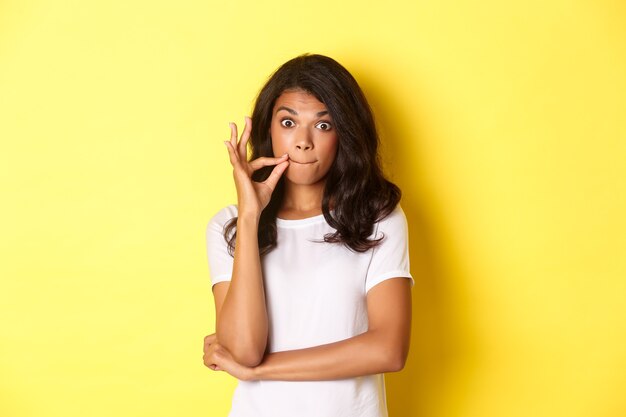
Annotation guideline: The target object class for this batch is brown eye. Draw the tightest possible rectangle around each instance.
[316,121,332,131]
[281,119,295,128]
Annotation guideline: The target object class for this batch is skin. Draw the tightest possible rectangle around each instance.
[270,89,339,218]
[203,90,412,381]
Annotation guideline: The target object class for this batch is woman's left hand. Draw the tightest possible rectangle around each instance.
[203,333,256,381]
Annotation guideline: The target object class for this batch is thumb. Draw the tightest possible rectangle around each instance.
[263,160,289,190]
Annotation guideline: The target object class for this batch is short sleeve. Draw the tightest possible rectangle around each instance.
[205,205,238,287]
[365,204,414,293]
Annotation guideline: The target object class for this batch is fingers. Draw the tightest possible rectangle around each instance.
[238,116,252,162]
[203,340,228,371]
[203,336,219,369]
[249,154,289,171]
[203,333,217,358]
[224,140,239,166]
[225,118,252,167]
[263,160,290,190]
[204,333,217,346]
[229,122,238,151]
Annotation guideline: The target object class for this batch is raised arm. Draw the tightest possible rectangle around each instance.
[212,213,266,367]
[205,277,412,380]
[211,117,289,367]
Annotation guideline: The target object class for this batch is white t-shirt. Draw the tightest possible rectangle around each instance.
[205,204,413,417]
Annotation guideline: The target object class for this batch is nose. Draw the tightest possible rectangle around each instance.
[295,129,313,151]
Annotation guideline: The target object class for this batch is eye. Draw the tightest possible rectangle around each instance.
[280,119,295,128]
[316,121,332,131]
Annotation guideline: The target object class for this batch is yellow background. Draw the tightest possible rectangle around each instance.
[1,0,625,416]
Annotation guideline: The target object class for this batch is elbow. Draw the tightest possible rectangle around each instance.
[385,352,407,372]
[218,335,265,367]
[231,349,265,368]
[215,328,267,367]
[380,344,409,373]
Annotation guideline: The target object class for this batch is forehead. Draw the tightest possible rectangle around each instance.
[272,90,327,113]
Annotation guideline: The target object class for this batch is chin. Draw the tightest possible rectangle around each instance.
[284,173,324,186]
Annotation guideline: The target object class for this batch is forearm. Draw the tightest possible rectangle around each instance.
[216,214,268,365]
[250,329,407,381]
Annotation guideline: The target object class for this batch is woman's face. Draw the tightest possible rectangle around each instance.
[270,90,339,186]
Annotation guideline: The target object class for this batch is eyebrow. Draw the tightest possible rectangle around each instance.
[275,106,329,117]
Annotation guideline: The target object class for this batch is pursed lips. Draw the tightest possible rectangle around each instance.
[289,159,317,164]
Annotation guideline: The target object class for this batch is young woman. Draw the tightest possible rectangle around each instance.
[204,54,413,417]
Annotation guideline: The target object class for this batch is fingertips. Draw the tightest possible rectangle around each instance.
[271,154,289,163]
[271,154,289,164]
[248,154,289,171]
[229,122,238,142]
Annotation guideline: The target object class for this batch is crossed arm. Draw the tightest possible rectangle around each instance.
[204,273,412,382]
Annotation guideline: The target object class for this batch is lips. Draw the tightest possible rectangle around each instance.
[290,159,317,164]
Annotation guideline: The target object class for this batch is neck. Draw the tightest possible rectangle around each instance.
[279,180,326,218]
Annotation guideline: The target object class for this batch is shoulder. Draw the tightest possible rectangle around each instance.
[375,204,408,233]
[206,204,238,234]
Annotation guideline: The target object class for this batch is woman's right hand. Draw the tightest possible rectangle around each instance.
[224,116,289,219]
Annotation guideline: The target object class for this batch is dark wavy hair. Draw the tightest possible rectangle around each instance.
[224,53,401,255]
